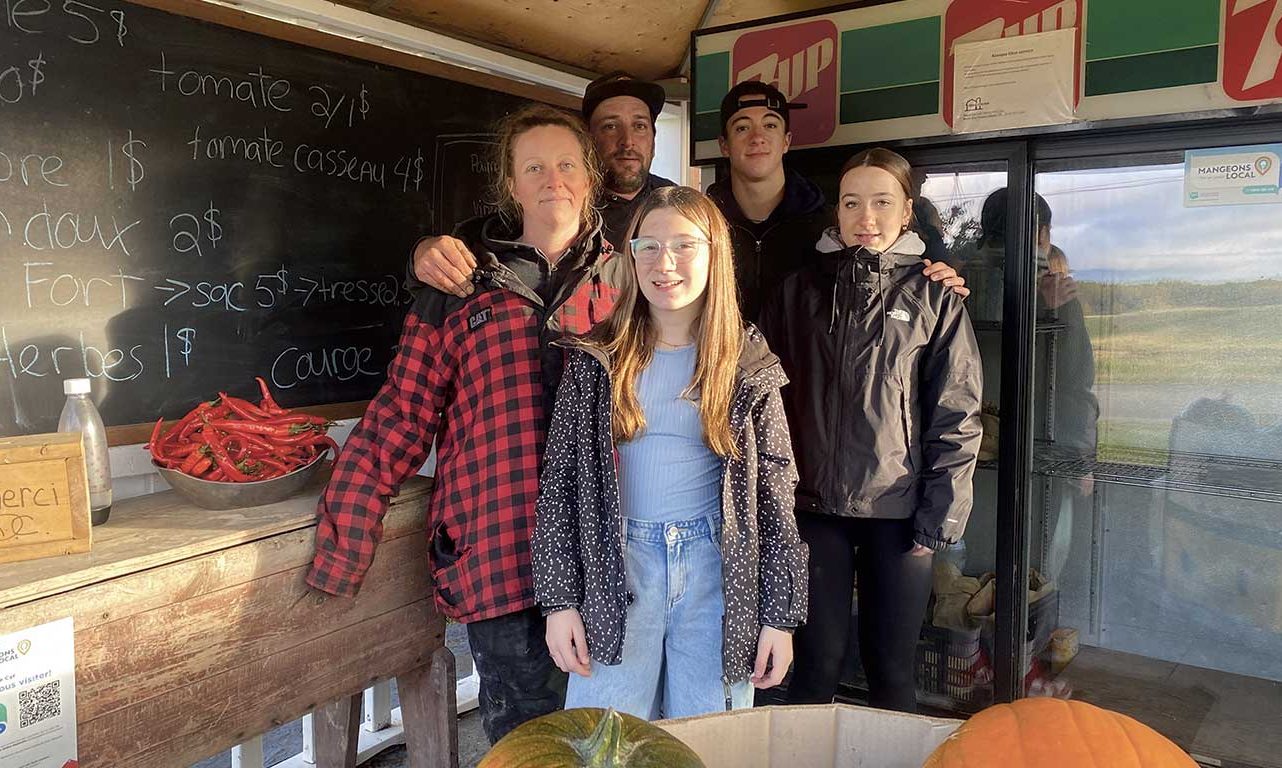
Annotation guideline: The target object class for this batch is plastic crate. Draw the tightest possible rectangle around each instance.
[915,624,993,711]
[916,588,1059,711]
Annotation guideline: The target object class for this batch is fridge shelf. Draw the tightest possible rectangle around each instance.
[1034,447,1282,505]
[971,321,1066,334]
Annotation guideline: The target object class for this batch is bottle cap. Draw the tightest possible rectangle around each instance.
[64,378,91,395]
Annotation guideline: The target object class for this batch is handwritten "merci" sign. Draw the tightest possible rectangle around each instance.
[0,433,91,564]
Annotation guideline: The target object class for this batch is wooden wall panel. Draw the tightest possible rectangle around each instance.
[350,0,704,80]
[0,478,446,767]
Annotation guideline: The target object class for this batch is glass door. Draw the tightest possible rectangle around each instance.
[786,141,1031,715]
[1028,146,1282,766]
[905,158,1010,713]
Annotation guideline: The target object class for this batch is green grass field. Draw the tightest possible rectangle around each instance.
[1081,304,1282,463]
[1085,304,1282,386]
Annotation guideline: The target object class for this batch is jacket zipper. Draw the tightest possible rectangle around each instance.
[831,268,852,508]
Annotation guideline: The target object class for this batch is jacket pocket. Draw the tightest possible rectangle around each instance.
[430,521,472,608]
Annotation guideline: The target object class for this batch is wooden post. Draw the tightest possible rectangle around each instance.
[399,646,460,768]
[364,680,393,732]
[231,736,264,768]
[312,692,363,768]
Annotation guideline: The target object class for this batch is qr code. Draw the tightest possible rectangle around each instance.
[18,680,60,728]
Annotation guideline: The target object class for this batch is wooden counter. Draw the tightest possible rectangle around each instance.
[0,473,456,768]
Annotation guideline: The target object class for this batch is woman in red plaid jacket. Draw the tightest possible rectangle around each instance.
[305,104,628,744]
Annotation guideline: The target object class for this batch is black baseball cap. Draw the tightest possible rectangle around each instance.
[719,80,807,136]
[582,71,667,123]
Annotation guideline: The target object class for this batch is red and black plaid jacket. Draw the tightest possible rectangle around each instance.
[307,216,622,622]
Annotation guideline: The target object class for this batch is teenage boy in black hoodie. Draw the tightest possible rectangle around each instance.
[709,81,967,321]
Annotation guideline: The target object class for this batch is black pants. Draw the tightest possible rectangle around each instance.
[786,513,934,712]
[466,606,567,744]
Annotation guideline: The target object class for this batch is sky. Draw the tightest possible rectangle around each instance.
[921,162,1282,284]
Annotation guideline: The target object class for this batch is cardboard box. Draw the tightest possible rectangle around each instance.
[0,433,92,564]
[658,704,962,768]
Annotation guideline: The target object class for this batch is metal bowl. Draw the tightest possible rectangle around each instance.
[154,452,328,510]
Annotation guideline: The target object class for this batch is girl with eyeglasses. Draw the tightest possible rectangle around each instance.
[532,185,809,719]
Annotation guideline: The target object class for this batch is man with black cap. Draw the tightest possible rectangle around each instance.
[710,80,966,320]
[581,71,677,243]
[409,71,676,297]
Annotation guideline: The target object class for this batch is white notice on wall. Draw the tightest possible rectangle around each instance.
[0,618,78,768]
[952,28,1075,134]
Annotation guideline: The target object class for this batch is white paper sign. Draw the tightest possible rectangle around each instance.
[0,618,78,768]
[1184,144,1282,207]
[952,28,1075,134]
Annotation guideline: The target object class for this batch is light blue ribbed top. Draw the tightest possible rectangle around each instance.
[617,345,724,523]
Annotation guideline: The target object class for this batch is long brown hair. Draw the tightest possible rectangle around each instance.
[490,103,603,232]
[581,186,744,458]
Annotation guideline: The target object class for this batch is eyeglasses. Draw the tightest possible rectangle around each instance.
[629,236,711,264]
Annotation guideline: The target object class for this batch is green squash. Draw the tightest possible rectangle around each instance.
[478,707,706,768]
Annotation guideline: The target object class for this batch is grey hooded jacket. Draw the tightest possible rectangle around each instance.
[758,229,983,550]
[532,326,809,681]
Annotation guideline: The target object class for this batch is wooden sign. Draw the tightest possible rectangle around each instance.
[0,433,91,564]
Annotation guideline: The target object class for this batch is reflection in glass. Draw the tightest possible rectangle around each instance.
[1032,159,1282,766]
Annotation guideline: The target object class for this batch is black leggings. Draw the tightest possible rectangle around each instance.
[786,512,934,712]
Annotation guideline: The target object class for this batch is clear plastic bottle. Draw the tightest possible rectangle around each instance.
[58,378,113,525]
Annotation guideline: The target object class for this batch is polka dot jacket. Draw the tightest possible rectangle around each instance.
[532,325,809,682]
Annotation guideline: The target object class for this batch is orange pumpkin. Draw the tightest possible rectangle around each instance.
[924,699,1197,767]
[479,707,705,768]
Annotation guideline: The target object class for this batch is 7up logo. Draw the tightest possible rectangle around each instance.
[731,20,837,146]
[1224,0,1282,100]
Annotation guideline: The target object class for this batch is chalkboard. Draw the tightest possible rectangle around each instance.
[0,0,537,435]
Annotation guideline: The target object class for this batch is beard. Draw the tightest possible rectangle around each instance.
[604,154,648,195]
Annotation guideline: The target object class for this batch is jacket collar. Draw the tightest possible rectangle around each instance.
[470,212,613,300]
[815,228,925,275]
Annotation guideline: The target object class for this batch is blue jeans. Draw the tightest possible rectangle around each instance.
[565,515,755,720]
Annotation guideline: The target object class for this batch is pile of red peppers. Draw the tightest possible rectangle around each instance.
[147,377,340,482]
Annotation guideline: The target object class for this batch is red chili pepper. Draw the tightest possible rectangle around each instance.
[178,402,213,440]
[169,442,201,458]
[202,427,251,482]
[147,417,165,451]
[256,376,288,415]
[268,430,333,446]
[239,433,277,453]
[259,414,329,428]
[179,449,202,474]
[220,393,271,420]
[207,420,295,437]
[255,456,292,474]
[189,455,214,477]
[317,436,341,458]
[207,468,226,481]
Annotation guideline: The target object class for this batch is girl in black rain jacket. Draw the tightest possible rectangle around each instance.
[758,147,982,712]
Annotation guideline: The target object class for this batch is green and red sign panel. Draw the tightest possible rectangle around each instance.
[692,0,1282,160]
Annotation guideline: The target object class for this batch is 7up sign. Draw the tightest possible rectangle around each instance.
[730,20,837,146]
[1224,0,1282,100]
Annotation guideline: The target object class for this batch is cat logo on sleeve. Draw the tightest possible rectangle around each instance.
[468,307,493,331]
